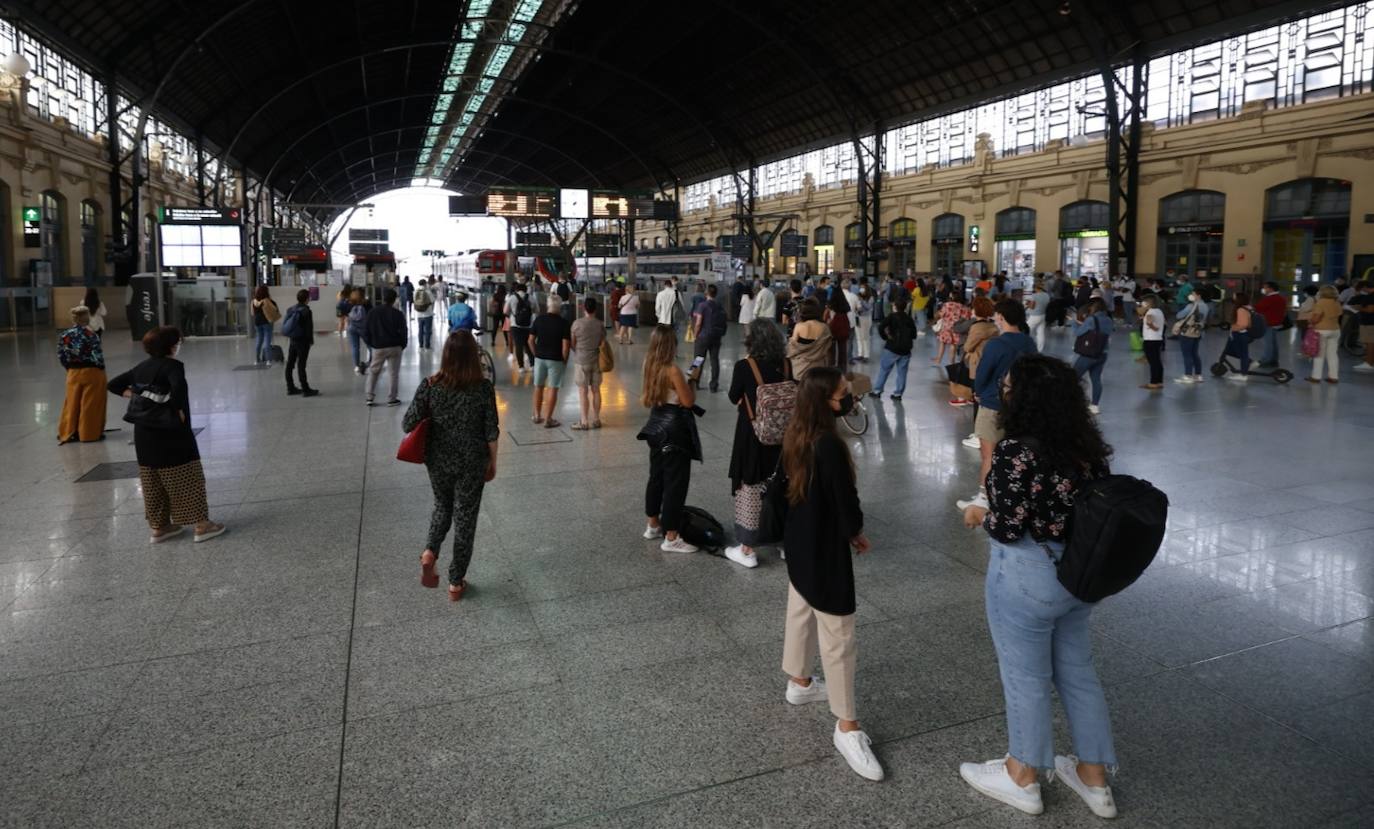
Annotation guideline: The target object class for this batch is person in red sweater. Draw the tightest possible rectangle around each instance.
[1254,281,1288,366]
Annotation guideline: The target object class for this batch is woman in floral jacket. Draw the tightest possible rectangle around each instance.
[57,305,106,443]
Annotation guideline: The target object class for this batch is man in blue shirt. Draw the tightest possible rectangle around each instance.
[447,290,478,333]
[959,299,1038,512]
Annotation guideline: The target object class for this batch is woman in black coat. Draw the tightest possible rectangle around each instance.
[723,319,789,569]
[107,327,226,544]
[778,366,882,782]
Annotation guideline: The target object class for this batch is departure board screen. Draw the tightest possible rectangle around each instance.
[487,188,557,218]
[591,191,656,219]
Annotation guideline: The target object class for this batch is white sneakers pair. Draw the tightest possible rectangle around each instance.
[643,523,698,553]
[786,676,884,782]
[959,755,1117,818]
[1173,375,1205,384]
[961,434,981,449]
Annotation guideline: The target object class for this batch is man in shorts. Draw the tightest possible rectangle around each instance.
[531,295,571,427]
[569,297,605,430]
[958,300,1037,512]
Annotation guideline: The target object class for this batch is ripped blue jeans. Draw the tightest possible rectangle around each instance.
[985,535,1117,771]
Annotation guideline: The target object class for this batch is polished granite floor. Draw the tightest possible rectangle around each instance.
[1,315,1372,828]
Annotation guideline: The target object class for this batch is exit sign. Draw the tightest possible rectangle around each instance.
[22,206,40,248]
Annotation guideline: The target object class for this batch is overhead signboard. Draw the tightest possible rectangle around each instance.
[516,245,562,257]
[727,235,751,259]
[349,242,390,256]
[487,187,557,218]
[515,232,553,246]
[159,206,241,225]
[264,227,310,256]
[591,191,655,220]
[586,233,620,256]
[349,228,389,242]
[779,233,808,258]
[968,224,981,253]
[652,200,680,221]
[22,205,40,248]
[448,194,487,216]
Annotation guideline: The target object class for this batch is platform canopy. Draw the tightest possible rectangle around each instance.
[7,0,1347,216]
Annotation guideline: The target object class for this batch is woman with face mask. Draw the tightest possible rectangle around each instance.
[778,367,882,782]
[1173,290,1210,384]
[107,327,227,544]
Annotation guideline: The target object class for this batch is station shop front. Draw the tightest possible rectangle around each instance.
[1058,200,1110,280]
[931,213,964,279]
[1263,178,1351,289]
[1157,190,1224,280]
[994,207,1036,289]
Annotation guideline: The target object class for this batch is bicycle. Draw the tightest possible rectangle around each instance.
[470,326,497,381]
[840,372,871,436]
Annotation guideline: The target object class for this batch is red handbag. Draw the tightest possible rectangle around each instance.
[397,418,429,463]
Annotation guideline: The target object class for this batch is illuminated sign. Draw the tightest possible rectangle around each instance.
[968,224,981,253]
[160,224,243,267]
[348,228,389,242]
[487,188,557,218]
[1058,229,1110,239]
[591,191,656,219]
[22,205,40,248]
[159,207,241,225]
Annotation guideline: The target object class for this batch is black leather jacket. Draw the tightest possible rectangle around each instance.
[636,404,703,461]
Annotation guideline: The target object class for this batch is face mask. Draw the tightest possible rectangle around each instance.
[1189,293,1199,303]
[834,393,854,414]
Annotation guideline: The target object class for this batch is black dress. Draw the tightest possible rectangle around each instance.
[783,432,863,615]
[727,357,786,491]
[107,357,200,469]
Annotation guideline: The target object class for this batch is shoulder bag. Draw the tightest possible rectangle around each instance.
[396,379,431,464]
[123,378,182,431]
[742,358,797,446]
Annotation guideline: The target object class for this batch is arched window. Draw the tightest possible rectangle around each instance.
[931,213,964,278]
[1157,192,1224,278]
[889,218,917,274]
[1058,201,1110,279]
[994,208,1037,281]
[41,190,67,279]
[932,213,964,240]
[814,225,834,246]
[1159,190,1225,227]
[715,235,729,249]
[1264,178,1351,283]
[813,225,835,273]
[1265,178,1351,221]
[843,222,863,270]
[994,207,1036,238]
[695,237,706,247]
[80,200,103,280]
[1059,200,1110,233]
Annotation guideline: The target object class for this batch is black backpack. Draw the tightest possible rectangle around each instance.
[1059,474,1168,603]
[678,506,727,552]
[1245,307,1268,341]
[1073,315,1108,359]
[514,294,533,327]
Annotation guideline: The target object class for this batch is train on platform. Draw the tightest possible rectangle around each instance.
[433,249,572,292]
[579,247,734,288]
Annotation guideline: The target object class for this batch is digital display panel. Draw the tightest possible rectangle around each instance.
[559,188,589,220]
[487,188,557,218]
[160,224,243,268]
[591,191,656,219]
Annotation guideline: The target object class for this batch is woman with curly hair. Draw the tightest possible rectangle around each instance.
[959,353,1118,819]
[934,290,971,366]
[724,319,788,568]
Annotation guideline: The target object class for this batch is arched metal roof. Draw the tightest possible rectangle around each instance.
[3,0,1347,218]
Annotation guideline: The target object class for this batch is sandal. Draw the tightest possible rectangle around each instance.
[448,580,468,602]
[531,415,544,425]
[592,421,602,429]
[420,550,439,588]
[192,523,227,543]
[544,418,561,429]
[570,422,589,431]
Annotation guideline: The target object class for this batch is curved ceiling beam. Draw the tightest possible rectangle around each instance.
[283,124,606,206]
[259,92,653,206]
[211,38,736,201]
[306,146,561,206]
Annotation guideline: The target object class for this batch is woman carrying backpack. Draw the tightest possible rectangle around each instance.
[250,285,278,365]
[1071,299,1113,414]
[724,319,789,569]
[1224,291,1255,381]
[779,367,882,782]
[959,354,1118,819]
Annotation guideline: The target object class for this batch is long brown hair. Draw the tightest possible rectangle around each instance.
[434,330,482,389]
[782,367,849,505]
[641,324,678,407]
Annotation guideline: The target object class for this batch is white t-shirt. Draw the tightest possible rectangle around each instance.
[1025,291,1050,318]
[1143,307,1165,341]
[739,295,755,325]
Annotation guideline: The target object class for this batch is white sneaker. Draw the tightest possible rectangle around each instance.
[1227,373,1249,382]
[1192,375,1205,383]
[785,675,827,705]
[1354,363,1374,373]
[956,492,989,511]
[833,725,884,781]
[961,435,981,449]
[1088,404,1101,414]
[1054,755,1118,818]
[959,757,1044,815]
[778,547,786,560]
[723,544,758,569]
[660,536,699,554]
[642,524,663,540]
[1173,375,1195,384]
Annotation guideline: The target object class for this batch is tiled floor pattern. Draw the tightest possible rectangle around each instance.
[1,317,1371,827]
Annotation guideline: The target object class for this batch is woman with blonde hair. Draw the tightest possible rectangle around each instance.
[778,366,882,782]
[1307,283,1344,384]
[57,305,107,443]
[404,331,500,602]
[636,324,699,553]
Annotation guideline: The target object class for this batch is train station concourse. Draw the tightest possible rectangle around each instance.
[2,0,1374,827]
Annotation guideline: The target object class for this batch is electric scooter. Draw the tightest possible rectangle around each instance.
[1211,351,1293,384]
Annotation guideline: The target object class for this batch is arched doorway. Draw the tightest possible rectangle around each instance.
[889,218,916,276]
[843,223,862,271]
[814,225,834,273]
[1058,200,1110,279]
[1263,178,1350,286]
[1157,190,1224,280]
[931,213,964,278]
[81,200,104,282]
[41,190,66,280]
[994,207,1036,286]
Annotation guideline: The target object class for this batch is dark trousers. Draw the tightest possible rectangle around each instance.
[417,316,434,349]
[834,336,850,374]
[1143,340,1164,384]
[285,341,311,390]
[694,336,722,391]
[645,445,690,533]
[512,327,532,368]
[426,458,487,585]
